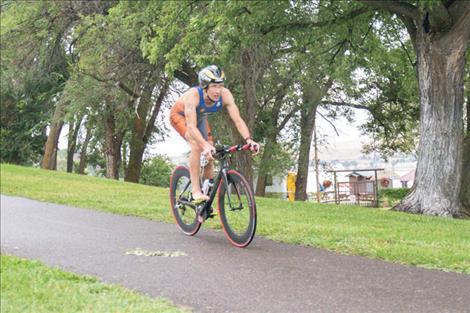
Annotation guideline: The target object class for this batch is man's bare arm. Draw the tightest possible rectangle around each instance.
[183,90,215,159]
[183,91,208,149]
[223,88,260,154]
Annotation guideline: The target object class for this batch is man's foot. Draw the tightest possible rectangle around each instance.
[191,193,209,205]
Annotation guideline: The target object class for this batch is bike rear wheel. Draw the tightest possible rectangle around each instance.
[217,170,257,248]
[170,166,201,236]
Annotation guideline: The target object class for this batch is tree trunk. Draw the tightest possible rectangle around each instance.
[394,16,468,217]
[294,116,315,201]
[125,85,153,183]
[255,129,279,196]
[125,79,169,183]
[66,115,82,173]
[295,85,321,201]
[104,111,124,180]
[51,148,58,170]
[254,140,272,197]
[41,101,66,170]
[78,121,92,175]
[237,48,263,187]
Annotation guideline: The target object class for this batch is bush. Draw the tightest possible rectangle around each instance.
[264,192,287,199]
[139,155,174,187]
[379,188,410,207]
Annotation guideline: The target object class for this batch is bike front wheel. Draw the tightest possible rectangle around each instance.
[170,166,201,236]
[217,170,257,248]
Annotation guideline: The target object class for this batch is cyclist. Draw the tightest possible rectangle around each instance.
[170,65,260,204]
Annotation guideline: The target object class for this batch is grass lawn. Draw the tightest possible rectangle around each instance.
[0,255,189,313]
[1,164,469,274]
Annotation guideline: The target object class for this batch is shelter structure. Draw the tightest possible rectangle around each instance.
[327,168,384,207]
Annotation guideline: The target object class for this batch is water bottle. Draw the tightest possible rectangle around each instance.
[202,179,210,195]
[202,178,214,195]
[207,179,214,194]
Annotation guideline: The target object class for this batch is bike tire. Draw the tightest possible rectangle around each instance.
[170,166,201,236]
[217,170,257,248]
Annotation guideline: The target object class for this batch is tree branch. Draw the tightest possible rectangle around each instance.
[359,0,420,22]
[320,101,372,112]
[80,69,140,99]
[261,7,370,35]
[428,3,452,32]
[360,0,419,47]
[449,0,470,22]
[316,111,339,136]
[442,0,456,8]
[174,60,198,86]
[144,78,170,142]
[448,2,470,43]
[277,106,299,133]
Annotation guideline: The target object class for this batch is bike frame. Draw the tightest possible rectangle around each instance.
[175,144,252,217]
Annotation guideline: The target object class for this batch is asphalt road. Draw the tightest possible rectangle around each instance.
[1,195,469,313]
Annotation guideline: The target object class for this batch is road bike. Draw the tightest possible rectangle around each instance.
[169,144,257,248]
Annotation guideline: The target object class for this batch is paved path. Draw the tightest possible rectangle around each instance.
[1,195,469,313]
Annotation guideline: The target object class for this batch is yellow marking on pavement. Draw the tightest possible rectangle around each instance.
[125,248,187,257]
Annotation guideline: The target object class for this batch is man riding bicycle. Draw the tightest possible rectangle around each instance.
[170,65,260,204]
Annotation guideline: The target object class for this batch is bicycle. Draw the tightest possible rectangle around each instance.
[169,143,257,248]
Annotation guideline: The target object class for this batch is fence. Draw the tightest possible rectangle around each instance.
[319,181,377,207]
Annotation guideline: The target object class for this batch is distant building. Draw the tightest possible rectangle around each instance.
[400,169,416,188]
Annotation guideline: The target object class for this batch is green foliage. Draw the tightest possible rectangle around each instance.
[336,12,420,158]
[1,255,189,313]
[252,141,296,178]
[379,188,411,207]
[0,74,46,165]
[139,155,174,187]
[0,1,76,165]
[0,0,430,187]
[379,188,410,200]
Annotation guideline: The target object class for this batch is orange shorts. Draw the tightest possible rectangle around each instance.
[170,102,214,143]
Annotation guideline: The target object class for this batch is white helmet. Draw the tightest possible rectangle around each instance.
[198,65,225,88]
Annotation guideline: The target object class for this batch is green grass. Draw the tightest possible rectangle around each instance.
[1,164,469,274]
[0,255,190,313]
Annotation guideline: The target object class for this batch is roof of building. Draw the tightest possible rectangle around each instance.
[400,169,416,182]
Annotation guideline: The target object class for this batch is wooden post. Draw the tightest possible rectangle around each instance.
[334,171,338,205]
[374,169,379,207]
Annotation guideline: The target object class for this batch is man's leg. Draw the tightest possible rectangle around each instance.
[204,121,215,180]
[186,132,208,201]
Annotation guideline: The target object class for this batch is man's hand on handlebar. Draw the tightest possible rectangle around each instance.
[202,142,216,161]
[246,138,260,156]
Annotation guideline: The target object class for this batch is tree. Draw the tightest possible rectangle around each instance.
[360,0,470,217]
[39,1,112,170]
[72,2,169,180]
[1,2,69,165]
[285,0,373,201]
[139,155,174,187]
[108,2,173,183]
